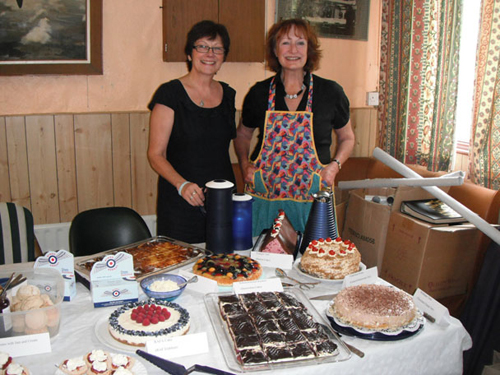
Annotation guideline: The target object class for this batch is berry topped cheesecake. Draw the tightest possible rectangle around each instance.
[108,300,190,346]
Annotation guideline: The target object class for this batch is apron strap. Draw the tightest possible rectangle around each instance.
[268,73,314,112]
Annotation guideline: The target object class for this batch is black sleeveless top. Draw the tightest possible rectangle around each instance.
[148,79,236,243]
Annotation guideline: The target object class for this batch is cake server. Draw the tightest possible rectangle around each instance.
[310,293,339,300]
[319,324,365,359]
[275,268,320,290]
[136,350,235,375]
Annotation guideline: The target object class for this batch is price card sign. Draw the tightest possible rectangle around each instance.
[413,288,451,326]
[147,332,209,359]
[90,252,138,308]
[35,250,76,301]
[343,266,378,288]
[0,333,51,357]
[233,278,283,295]
[177,269,218,295]
[250,251,294,270]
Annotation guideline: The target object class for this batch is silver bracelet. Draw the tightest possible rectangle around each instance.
[332,158,342,170]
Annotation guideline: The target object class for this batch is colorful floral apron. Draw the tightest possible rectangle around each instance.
[246,74,328,236]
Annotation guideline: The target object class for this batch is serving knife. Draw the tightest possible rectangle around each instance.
[136,350,235,375]
[310,293,339,300]
[319,323,365,359]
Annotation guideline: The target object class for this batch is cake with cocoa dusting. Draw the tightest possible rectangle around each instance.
[330,284,417,330]
[299,237,361,279]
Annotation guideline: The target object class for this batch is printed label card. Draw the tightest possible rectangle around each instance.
[90,252,138,308]
[34,249,76,301]
[343,266,378,289]
[413,288,451,326]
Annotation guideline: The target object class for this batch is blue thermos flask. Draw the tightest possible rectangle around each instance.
[232,193,254,250]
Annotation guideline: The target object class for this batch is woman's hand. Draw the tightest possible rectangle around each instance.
[243,163,257,185]
[320,163,339,187]
[179,182,205,206]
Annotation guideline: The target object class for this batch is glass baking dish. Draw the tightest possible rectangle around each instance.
[204,288,351,372]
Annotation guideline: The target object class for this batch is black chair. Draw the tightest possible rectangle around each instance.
[0,202,38,264]
[69,207,152,257]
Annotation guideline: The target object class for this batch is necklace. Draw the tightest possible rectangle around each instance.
[200,100,204,107]
[284,83,306,100]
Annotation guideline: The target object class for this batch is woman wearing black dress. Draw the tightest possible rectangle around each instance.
[147,20,236,243]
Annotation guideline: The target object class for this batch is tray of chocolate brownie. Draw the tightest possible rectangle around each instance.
[75,235,210,285]
[204,288,352,372]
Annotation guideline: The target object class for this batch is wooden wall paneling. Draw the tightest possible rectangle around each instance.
[351,108,377,157]
[55,115,79,222]
[368,108,378,157]
[453,152,470,177]
[5,116,31,210]
[25,116,60,224]
[130,113,157,215]
[0,117,11,202]
[111,113,133,207]
[74,114,114,211]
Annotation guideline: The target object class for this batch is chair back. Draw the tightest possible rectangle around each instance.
[0,202,36,264]
[69,207,152,257]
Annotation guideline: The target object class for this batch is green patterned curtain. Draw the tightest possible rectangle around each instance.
[378,0,462,171]
[470,0,500,189]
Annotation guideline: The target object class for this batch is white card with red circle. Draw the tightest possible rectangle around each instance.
[90,251,138,308]
[34,249,76,301]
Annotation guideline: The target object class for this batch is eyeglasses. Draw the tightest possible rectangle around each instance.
[193,45,225,55]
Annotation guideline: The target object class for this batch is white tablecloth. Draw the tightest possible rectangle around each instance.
[1,261,472,375]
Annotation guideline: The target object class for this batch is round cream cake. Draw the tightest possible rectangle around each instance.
[331,284,417,330]
[108,300,190,346]
[299,237,361,279]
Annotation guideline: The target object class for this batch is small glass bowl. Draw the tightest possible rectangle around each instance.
[140,274,187,301]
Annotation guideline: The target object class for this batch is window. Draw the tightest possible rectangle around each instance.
[455,1,481,154]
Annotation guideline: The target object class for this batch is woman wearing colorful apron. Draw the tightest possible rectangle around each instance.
[235,19,355,236]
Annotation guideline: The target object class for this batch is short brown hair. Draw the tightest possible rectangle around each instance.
[266,19,322,73]
[184,20,230,71]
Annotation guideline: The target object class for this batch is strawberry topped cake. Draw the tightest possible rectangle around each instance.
[299,237,361,279]
[108,300,190,346]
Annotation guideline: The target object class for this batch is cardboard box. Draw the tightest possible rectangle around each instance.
[342,186,435,270]
[333,187,349,236]
[381,211,482,299]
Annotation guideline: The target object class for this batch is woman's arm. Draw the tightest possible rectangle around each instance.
[147,103,204,205]
[320,121,355,186]
[234,119,257,184]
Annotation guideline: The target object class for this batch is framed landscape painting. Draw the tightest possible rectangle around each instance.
[0,0,102,75]
[276,0,370,41]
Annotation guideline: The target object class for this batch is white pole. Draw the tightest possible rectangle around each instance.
[373,147,500,246]
[338,174,464,190]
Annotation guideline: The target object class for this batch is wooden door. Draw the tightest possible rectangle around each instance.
[163,0,265,62]
[219,0,265,62]
[162,0,218,62]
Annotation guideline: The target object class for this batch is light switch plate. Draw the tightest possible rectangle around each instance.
[366,92,379,106]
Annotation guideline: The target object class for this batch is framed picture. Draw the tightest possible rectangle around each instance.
[276,0,370,41]
[0,0,102,76]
